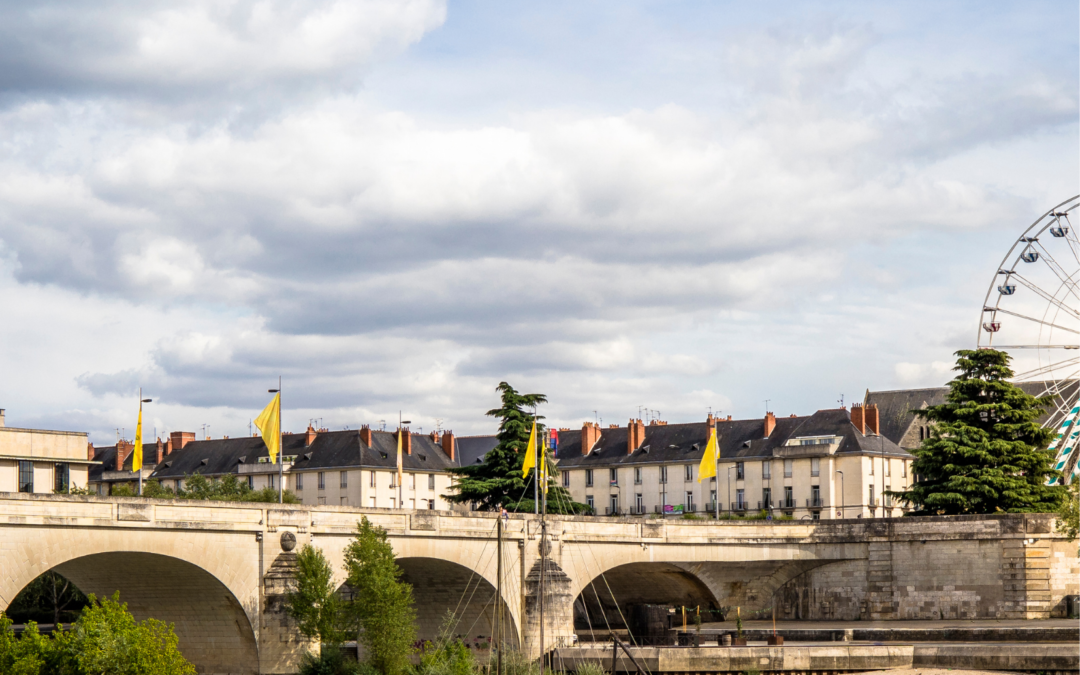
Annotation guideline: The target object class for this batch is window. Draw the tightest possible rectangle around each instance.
[340,496,348,505]
[762,487,772,509]
[585,469,594,487]
[369,496,377,507]
[886,460,891,477]
[884,487,892,507]
[562,471,570,487]
[54,463,69,492]
[811,485,821,508]
[269,473,276,489]
[783,486,794,509]
[659,466,668,484]
[586,495,594,511]
[762,461,770,479]
[709,489,716,508]
[869,485,875,506]
[685,491,694,512]
[610,468,618,485]
[811,510,820,520]
[176,479,183,491]
[735,462,744,480]
[902,461,907,477]
[370,472,376,487]
[684,464,693,481]
[318,472,325,490]
[410,473,416,490]
[609,495,618,514]
[18,461,33,493]
[735,488,745,510]
[869,459,874,475]
[340,471,348,488]
[811,457,820,477]
[428,499,436,510]
[634,467,642,484]
[635,493,644,514]
[256,474,263,489]
[428,474,436,490]
[783,459,793,478]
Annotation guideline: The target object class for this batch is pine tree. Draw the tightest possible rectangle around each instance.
[446,382,585,514]
[893,349,1068,515]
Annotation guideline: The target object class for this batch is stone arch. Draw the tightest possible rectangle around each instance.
[571,562,719,634]
[8,552,259,675]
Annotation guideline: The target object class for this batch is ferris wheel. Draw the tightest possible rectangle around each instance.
[978,194,1080,485]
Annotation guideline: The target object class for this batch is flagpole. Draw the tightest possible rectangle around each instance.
[533,408,538,516]
[278,376,283,504]
[399,410,403,509]
[714,425,719,521]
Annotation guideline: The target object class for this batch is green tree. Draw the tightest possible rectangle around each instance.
[286,545,348,654]
[5,572,88,625]
[1057,480,1079,545]
[892,349,1067,514]
[177,473,301,504]
[344,517,416,675]
[447,382,586,514]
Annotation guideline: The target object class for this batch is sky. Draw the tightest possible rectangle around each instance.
[0,0,1076,444]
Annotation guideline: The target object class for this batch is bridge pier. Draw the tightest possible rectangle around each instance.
[521,555,575,659]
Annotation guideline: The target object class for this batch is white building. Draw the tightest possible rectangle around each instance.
[0,408,93,494]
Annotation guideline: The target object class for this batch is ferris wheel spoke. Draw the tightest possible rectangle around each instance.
[991,306,1080,335]
[1010,357,1080,381]
[1008,272,1080,318]
[1058,217,1080,266]
[1030,242,1080,300]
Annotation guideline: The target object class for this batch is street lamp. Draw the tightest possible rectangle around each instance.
[835,470,844,519]
[137,390,152,496]
[727,465,734,516]
[398,412,412,509]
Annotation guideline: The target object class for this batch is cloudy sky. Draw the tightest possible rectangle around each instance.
[0,0,1076,444]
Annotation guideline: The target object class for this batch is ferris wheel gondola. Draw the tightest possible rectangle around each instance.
[978,195,1080,485]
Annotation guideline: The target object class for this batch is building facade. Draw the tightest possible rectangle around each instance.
[555,404,913,520]
[0,409,93,494]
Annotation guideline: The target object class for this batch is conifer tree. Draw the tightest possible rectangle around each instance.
[446,382,585,514]
[893,349,1067,514]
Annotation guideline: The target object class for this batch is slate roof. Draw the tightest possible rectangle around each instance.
[554,409,911,470]
[149,430,458,480]
[865,380,1079,445]
[456,435,499,466]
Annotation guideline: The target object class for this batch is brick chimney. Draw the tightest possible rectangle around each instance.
[441,430,455,461]
[154,438,165,465]
[170,431,195,452]
[116,440,133,471]
[865,403,880,436]
[0,408,5,427]
[359,424,373,446]
[305,425,317,447]
[627,418,645,454]
[87,442,95,461]
[850,403,865,435]
[764,412,776,438]
[582,422,601,455]
[398,427,412,455]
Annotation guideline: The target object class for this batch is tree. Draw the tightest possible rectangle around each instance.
[446,382,586,514]
[1057,480,1078,546]
[0,593,195,675]
[892,349,1068,514]
[286,545,348,654]
[344,517,416,675]
[5,571,88,625]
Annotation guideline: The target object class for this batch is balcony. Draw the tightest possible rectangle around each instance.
[807,497,824,508]
[782,498,796,509]
[731,501,748,512]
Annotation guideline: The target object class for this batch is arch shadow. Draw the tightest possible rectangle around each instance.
[31,552,260,675]
[573,562,719,636]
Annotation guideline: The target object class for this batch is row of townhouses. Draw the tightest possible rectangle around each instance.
[0,384,1056,517]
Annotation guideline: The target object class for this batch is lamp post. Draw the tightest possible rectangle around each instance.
[835,470,844,519]
[137,390,152,496]
[399,412,412,509]
[727,465,734,515]
[269,379,282,503]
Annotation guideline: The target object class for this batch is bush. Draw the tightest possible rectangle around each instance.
[573,661,606,675]
[414,638,476,675]
[298,648,360,675]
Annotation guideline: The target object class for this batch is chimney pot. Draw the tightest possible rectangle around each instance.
[850,403,865,435]
[87,442,95,462]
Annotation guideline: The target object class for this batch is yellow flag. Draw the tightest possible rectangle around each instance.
[521,421,537,477]
[396,427,404,487]
[132,407,144,471]
[697,427,718,482]
[254,393,281,463]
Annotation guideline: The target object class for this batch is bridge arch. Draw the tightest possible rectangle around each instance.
[571,562,719,634]
[0,525,261,675]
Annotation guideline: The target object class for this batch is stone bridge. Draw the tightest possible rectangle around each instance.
[0,494,1074,674]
